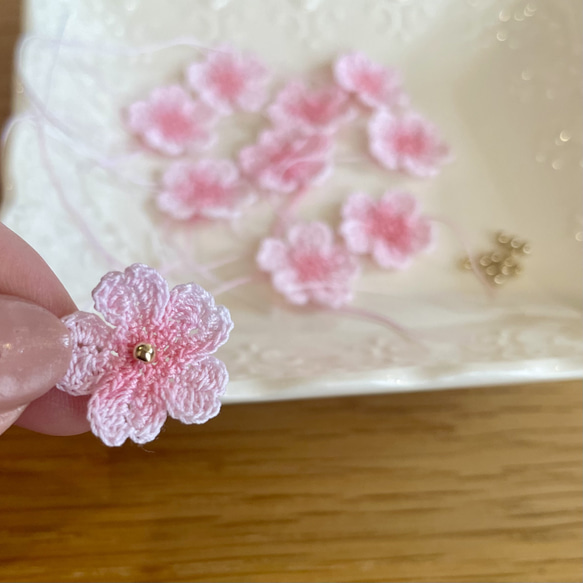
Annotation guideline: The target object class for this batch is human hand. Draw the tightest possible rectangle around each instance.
[0,223,89,436]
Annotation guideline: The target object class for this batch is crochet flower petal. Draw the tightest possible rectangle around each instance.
[186,46,269,114]
[127,85,216,156]
[88,374,168,447]
[334,52,407,109]
[92,264,170,330]
[157,159,244,221]
[56,312,113,396]
[268,81,354,134]
[368,110,450,178]
[166,283,233,356]
[256,238,289,272]
[164,356,227,424]
[288,221,333,252]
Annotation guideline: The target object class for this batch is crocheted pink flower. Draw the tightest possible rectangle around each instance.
[268,81,355,134]
[334,52,407,109]
[157,159,247,221]
[340,191,435,269]
[239,128,333,194]
[127,85,216,156]
[368,110,451,178]
[57,264,233,447]
[186,46,269,115]
[257,222,358,309]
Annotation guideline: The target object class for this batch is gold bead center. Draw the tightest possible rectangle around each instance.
[133,342,156,363]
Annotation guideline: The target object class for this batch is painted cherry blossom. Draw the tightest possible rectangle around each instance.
[368,110,451,178]
[157,159,248,221]
[334,52,407,109]
[257,222,359,309]
[268,81,355,134]
[186,46,269,115]
[57,264,233,447]
[239,128,333,194]
[340,191,435,269]
[127,85,216,156]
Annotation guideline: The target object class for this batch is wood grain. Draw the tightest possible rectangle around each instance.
[0,2,582,582]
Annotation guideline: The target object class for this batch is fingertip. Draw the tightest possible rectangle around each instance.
[16,389,90,436]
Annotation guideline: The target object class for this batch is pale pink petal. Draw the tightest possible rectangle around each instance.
[341,192,374,221]
[339,219,372,255]
[164,356,227,424]
[380,190,419,216]
[340,190,436,269]
[372,239,412,270]
[334,52,407,109]
[271,268,310,306]
[258,222,358,309]
[165,283,233,356]
[186,46,269,115]
[127,85,216,156]
[288,221,333,252]
[256,238,289,272]
[92,264,170,330]
[157,159,245,221]
[87,373,168,447]
[239,128,333,194]
[368,110,450,178]
[56,312,114,396]
[268,81,355,134]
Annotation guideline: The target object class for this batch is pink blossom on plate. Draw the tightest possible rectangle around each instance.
[334,52,407,109]
[368,110,451,178]
[340,191,435,269]
[257,222,359,309]
[57,264,233,447]
[157,159,248,220]
[268,81,355,134]
[187,46,269,114]
[127,85,216,156]
[239,128,333,194]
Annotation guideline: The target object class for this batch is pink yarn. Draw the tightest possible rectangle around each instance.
[186,45,269,115]
[268,81,355,134]
[257,222,359,309]
[334,52,407,110]
[157,159,248,221]
[57,264,233,447]
[340,191,435,269]
[127,85,216,156]
[239,127,333,194]
[368,110,451,178]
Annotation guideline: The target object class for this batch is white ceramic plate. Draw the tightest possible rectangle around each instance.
[2,0,582,403]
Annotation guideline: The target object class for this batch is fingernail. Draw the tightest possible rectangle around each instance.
[0,296,72,412]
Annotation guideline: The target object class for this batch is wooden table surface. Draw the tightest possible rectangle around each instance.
[0,2,581,582]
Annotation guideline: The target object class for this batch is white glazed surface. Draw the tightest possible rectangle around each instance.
[2,0,582,402]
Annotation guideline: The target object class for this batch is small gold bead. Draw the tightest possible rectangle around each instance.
[510,238,522,249]
[479,256,492,266]
[521,243,532,254]
[503,257,516,267]
[491,252,502,263]
[461,258,473,270]
[134,342,156,363]
[501,265,511,275]
[493,274,506,285]
[497,232,510,245]
[486,265,498,276]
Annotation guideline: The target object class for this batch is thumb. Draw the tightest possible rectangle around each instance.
[0,295,71,421]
